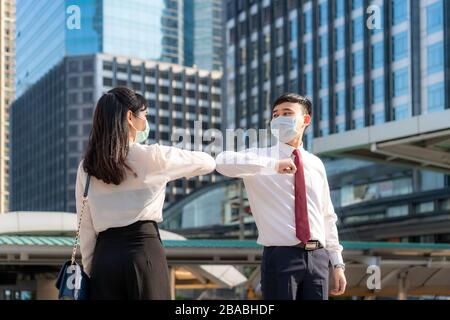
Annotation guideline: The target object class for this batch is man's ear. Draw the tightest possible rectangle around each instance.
[303,114,312,126]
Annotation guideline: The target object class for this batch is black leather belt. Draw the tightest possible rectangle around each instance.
[293,240,324,251]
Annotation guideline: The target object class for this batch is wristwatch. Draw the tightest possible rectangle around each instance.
[334,263,345,271]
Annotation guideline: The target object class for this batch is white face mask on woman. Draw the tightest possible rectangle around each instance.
[131,114,150,144]
[270,115,300,143]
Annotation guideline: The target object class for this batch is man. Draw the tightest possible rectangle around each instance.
[215,93,346,300]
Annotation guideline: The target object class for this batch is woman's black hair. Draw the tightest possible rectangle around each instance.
[82,86,148,185]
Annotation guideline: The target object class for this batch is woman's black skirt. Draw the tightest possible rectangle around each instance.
[89,220,170,300]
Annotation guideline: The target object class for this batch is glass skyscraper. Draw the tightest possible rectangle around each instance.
[16,0,189,96]
[191,0,224,71]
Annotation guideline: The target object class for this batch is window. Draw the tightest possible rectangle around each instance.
[392,0,407,25]
[83,108,93,119]
[83,76,93,88]
[289,18,298,42]
[352,16,364,43]
[69,125,78,135]
[336,0,345,18]
[69,141,78,152]
[276,26,283,46]
[427,1,443,34]
[392,31,408,61]
[372,111,384,125]
[336,91,345,115]
[372,77,384,103]
[68,109,78,120]
[372,42,384,69]
[69,61,79,72]
[393,68,409,97]
[335,26,345,50]
[336,122,345,133]
[387,205,408,218]
[394,104,409,120]
[69,77,79,88]
[290,48,298,69]
[319,2,328,26]
[304,72,313,96]
[416,201,434,214]
[336,59,345,83]
[320,35,328,58]
[82,92,93,103]
[103,77,112,87]
[428,83,445,113]
[352,0,363,10]
[103,61,113,71]
[427,42,444,75]
[353,118,364,129]
[83,124,91,134]
[352,50,364,76]
[304,11,312,33]
[82,60,93,72]
[320,96,329,121]
[320,65,328,89]
[305,41,313,65]
[353,84,364,109]
[68,93,78,104]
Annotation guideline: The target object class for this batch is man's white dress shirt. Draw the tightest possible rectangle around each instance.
[215,142,344,266]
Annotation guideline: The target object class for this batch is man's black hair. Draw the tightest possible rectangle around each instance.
[272,93,312,117]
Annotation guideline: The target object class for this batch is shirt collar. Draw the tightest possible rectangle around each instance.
[279,142,305,158]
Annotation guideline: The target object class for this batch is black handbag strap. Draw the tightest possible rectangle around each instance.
[83,175,91,198]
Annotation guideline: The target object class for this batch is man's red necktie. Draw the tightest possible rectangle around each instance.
[292,149,311,243]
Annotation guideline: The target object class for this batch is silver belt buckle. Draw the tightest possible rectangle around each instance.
[304,242,317,251]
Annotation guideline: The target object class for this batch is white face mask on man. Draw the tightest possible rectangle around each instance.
[270,115,301,143]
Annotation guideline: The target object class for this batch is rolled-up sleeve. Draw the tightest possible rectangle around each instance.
[215,149,278,178]
[155,144,216,181]
[75,163,97,277]
[321,164,344,266]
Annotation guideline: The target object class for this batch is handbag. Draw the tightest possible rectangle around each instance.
[55,175,91,300]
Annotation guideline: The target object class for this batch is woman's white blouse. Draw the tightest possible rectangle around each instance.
[75,142,216,276]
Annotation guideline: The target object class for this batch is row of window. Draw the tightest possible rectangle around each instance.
[317,78,444,121]
[230,0,443,50]
[102,61,221,87]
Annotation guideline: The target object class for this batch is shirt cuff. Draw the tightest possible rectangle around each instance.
[328,251,344,266]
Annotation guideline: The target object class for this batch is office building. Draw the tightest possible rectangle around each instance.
[0,0,15,213]
[11,53,222,212]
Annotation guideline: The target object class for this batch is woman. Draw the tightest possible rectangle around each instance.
[75,86,216,299]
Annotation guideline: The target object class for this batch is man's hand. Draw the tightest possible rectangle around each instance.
[276,158,297,174]
[330,267,347,296]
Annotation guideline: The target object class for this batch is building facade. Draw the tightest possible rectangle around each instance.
[15,0,223,97]
[186,0,224,71]
[223,0,450,243]
[0,0,15,213]
[11,53,222,212]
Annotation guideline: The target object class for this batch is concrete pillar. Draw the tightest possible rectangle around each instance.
[397,271,408,300]
[169,267,176,300]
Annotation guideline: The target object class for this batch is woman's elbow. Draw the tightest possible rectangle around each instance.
[203,154,216,174]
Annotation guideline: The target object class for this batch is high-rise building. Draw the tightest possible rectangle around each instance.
[11,53,222,212]
[223,0,450,243]
[0,0,15,213]
[16,0,223,97]
[184,0,224,71]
